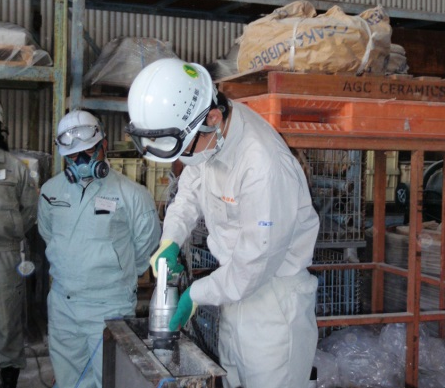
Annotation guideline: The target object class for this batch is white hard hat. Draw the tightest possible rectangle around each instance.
[56,110,104,156]
[126,58,215,162]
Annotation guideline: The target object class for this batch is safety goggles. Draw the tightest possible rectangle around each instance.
[125,106,210,159]
[56,125,100,148]
[125,124,187,159]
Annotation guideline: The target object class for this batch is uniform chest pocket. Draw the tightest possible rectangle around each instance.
[207,188,240,228]
[0,179,18,209]
[50,206,74,236]
[88,206,128,239]
[224,200,240,226]
[207,189,227,225]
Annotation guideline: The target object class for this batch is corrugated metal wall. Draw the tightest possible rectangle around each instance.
[82,12,243,65]
[1,0,444,154]
[80,10,244,148]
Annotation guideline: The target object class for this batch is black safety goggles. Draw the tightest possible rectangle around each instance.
[125,106,210,159]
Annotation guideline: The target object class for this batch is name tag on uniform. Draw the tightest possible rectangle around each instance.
[0,169,5,180]
[95,196,116,213]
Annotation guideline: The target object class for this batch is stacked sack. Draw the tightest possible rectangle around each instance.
[236,1,393,75]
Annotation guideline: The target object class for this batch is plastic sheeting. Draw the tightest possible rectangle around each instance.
[316,324,445,388]
[0,22,52,73]
[11,149,52,189]
[83,37,178,90]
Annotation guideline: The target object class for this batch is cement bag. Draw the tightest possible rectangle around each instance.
[237,1,391,75]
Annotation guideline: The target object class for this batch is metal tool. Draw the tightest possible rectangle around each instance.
[148,258,180,350]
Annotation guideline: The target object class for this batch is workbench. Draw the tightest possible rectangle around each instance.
[219,69,445,388]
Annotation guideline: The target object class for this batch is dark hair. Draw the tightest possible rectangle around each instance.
[210,91,230,121]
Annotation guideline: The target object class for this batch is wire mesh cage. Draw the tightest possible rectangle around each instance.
[189,218,210,250]
[313,248,361,317]
[305,149,366,248]
[181,243,220,361]
[312,247,362,338]
[185,305,220,362]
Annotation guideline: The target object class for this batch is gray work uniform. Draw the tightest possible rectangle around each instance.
[0,149,38,370]
[38,168,161,388]
[162,101,320,388]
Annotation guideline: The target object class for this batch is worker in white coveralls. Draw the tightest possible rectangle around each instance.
[38,110,161,388]
[126,57,320,388]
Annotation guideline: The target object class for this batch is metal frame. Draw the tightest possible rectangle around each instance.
[0,0,68,174]
[219,71,445,386]
[264,106,445,388]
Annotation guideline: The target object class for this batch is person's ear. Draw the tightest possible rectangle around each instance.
[206,108,223,126]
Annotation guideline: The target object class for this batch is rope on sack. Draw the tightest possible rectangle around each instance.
[290,19,303,71]
[356,16,375,76]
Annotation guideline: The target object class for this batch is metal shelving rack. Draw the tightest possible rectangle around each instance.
[0,0,68,174]
[228,74,445,387]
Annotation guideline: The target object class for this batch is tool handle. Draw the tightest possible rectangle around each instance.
[156,258,168,307]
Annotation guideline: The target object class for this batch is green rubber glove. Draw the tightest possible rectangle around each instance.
[169,287,198,331]
[149,240,183,278]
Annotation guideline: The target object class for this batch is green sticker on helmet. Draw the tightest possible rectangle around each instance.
[183,64,198,78]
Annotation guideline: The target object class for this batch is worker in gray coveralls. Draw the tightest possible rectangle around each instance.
[0,103,38,388]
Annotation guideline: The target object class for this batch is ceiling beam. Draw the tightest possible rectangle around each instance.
[222,0,445,23]
[82,0,445,25]
[82,0,257,23]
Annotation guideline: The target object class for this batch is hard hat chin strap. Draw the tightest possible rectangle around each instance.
[215,104,232,151]
[215,126,225,151]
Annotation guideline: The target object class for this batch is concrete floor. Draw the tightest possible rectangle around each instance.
[16,302,54,388]
[17,356,54,388]
[17,340,54,388]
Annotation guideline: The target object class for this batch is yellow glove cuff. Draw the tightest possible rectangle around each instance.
[149,239,179,277]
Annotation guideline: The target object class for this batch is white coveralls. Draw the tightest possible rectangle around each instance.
[163,102,320,388]
[0,149,37,371]
[38,168,161,388]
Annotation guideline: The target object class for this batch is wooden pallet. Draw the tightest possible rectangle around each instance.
[218,67,445,103]
[0,45,33,66]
